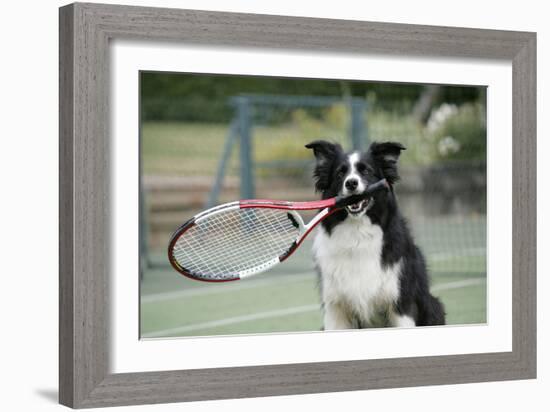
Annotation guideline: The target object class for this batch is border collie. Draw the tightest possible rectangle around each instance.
[305,140,445,329]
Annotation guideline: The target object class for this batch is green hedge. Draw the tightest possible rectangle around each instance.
[140,72,481,122]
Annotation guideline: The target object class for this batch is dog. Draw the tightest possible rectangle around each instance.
[305,140,445,329]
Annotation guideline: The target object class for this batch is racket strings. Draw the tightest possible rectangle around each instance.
[171,207,300,280]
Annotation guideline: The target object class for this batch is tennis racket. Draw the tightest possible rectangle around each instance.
[168,178,389,282]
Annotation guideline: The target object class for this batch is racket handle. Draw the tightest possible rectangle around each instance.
[334,179,390,208]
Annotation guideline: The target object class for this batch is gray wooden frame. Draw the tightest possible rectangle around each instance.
[59,2,536,408]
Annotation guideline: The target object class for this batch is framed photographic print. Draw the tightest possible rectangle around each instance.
[59,2,536,408]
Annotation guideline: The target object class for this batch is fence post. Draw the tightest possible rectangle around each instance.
[139,187,150,277]
[236,96,254,199]
[350,98,367,151]
[206,119,239,208]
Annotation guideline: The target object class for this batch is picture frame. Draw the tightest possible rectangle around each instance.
[59,2,536,408]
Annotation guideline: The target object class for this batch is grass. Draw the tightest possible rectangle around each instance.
[141,122,229,176]
[141,121,324,176]
[141,114,429,176]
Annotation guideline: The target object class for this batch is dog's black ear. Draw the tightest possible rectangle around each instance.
[305,140,342,165]
[305,140,343,192]
[369,141,406,184]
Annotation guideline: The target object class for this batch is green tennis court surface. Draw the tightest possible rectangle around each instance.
[140,216,486,338]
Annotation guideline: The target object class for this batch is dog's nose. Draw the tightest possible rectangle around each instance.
[345,178,358,191]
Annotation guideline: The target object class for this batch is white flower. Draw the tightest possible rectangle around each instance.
[427,103,458,132]
[438,136,461,156]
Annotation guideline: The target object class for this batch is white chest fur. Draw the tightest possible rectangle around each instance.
[312,216,402,325]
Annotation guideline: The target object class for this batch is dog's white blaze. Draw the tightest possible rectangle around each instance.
[313,215,404,329]
[343,152,366,195]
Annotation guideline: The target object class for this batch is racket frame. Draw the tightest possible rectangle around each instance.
[167,200,337,282]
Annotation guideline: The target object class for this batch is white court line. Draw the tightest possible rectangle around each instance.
[428,248,486,262]
[141,271,315,303]
[431,278,485,292]
[141,277,486,338]
[142,304,320,338]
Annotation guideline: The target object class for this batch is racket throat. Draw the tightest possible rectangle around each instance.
[279,240,299,262]
[286,212,300,229]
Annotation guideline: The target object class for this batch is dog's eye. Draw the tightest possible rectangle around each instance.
[356,163,367,174]
[337,166,348,176]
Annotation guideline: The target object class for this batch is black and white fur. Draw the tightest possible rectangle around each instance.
[305,140,445,329]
